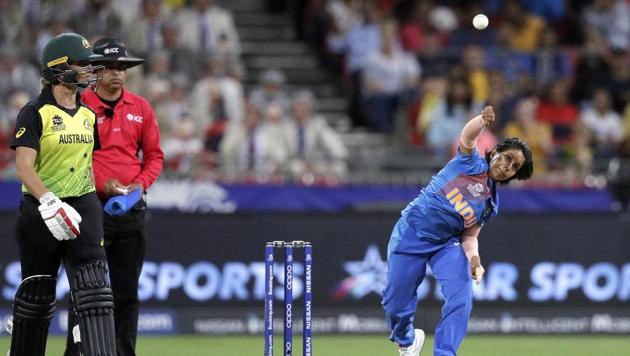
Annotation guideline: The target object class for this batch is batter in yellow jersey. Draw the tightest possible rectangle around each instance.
[12,85,100,198]
[7,32,116,356]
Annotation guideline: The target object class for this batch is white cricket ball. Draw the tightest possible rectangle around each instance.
[472,14,489,30]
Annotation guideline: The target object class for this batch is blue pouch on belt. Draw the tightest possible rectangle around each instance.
[104,188,143,216]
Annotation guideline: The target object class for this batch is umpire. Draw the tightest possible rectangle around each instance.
[9,32,117,356]
[64,37,164,356]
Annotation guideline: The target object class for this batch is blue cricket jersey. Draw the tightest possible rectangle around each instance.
[401,148,499,243]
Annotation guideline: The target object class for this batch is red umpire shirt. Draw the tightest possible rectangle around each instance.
[82,88,163,198]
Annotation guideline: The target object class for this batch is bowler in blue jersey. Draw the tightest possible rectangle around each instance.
[383,106,533,356]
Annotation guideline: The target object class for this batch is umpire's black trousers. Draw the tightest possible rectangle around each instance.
[66,205,146,356]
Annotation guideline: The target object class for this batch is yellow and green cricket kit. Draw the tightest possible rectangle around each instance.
[11,86,101,198]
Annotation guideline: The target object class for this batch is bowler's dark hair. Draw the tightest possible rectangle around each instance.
[485,137,534,184]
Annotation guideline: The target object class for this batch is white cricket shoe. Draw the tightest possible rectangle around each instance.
[398,329,425,356]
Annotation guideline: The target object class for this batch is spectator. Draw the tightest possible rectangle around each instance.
[362,19,420,132]
[35,17,72,62]
[485,69,522,131]
[409,75,448,146]
[284,90,349,178]
[504,98,553,173]
[580,88,624,159]
[176,0,240,56]
[161,117,205,176]
[501,0,546,52]
[124,0,170,56]
[0,46,41,100]
[0,0,25,48]
[532,26,571,89]
[484,23,536,85]
[602,47,630,113]
[68,0,124,40]
[570,30,611,104]
[581,0,630,50]
[153,74,192,139]
[220,102,289,176]
[143,50,178,95]
[327,0,381,75]
[326,0,362,37]
[399,0,433,54]
[461,45,490,103]
[427,5,458,34]
[159,19,201,76]
[426,79,481,160]
[190,56,245,152]
[537,80,579,150]
[0,90,30,136]
[0,90,29,174]
[327,0,381,127]
[249,69,291,113]
[522,0,567,24]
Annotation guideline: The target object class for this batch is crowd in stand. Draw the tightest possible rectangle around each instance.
[0,0,348,183]
[2,0,630,187]
[306,0,630,185]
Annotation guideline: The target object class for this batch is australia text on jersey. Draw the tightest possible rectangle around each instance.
[58,134,94,144]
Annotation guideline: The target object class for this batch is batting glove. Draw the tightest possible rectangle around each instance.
[38,192,82,241]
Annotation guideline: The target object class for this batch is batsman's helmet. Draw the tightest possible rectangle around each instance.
[41,33,103,87]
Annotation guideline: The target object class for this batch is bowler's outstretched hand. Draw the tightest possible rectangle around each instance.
[480,106,495,127]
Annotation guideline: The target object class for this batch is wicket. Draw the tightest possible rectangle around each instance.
[265,241,312,356]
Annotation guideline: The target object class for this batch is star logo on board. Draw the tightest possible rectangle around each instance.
[332,244,387,300]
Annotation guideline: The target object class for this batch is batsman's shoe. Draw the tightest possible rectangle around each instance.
[398,329,425,356]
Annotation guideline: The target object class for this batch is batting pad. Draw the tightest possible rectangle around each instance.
[72,260,117,356]
[9,275,56,356]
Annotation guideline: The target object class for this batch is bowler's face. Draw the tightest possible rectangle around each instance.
[489,149,525,181]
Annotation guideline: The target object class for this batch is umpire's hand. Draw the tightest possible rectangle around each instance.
[104,178,129,196]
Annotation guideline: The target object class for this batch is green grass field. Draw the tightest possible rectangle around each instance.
[1,335,629,355]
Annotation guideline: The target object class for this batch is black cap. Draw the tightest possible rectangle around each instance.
[91,37,145,69]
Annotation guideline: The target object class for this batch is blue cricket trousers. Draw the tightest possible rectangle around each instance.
[382,218,473,356]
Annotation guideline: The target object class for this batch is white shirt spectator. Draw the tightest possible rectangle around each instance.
[220,103,289,175]
[283,90,349,177]
[327,22,380,73]
[580,107,624,145]
[176,1,240,56]
[189,74,245,127]
[284,115,348,175]
[123,0,171,55]
[249,69,291,113]
[326,0,362,35]
[220,122,289,175]
[582,0,630,49]
[362,49,420,95]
